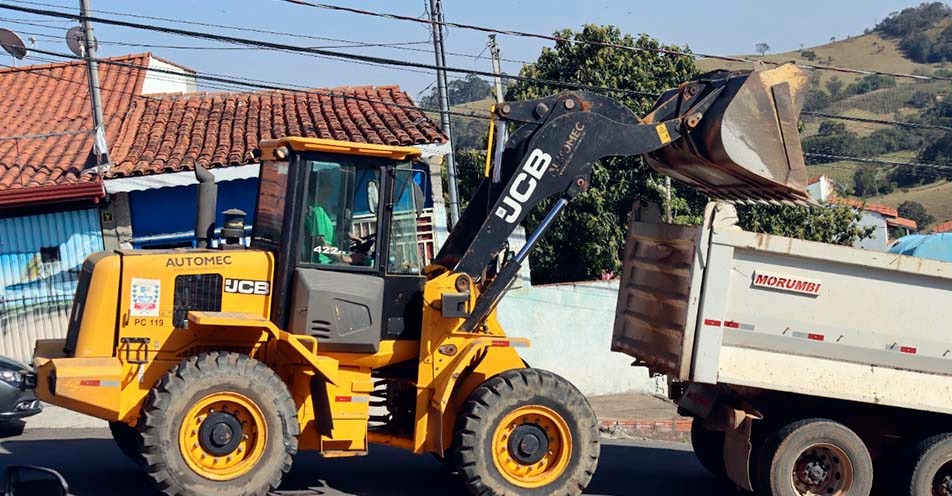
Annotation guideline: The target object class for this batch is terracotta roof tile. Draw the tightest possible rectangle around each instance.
[0,53,152,198]
[887,217,918,230]
[109,86,446,177]
[933,220,952,233]
[828,196,900,218]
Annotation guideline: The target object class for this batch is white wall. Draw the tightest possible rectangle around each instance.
[496,280,663,396]
[855,211,888,251]
[140,56,197,95]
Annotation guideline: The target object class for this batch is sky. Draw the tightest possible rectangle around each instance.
[0,0,931,102]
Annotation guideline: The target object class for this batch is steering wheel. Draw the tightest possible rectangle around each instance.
[350,233,376,256]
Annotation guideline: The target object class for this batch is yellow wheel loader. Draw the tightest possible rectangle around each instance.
[27,64,811,496]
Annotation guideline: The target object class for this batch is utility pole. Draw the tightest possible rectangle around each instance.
[664,176,673,223]
[79,0,110,168]
[428,0,460,227]
[487,34,507,183]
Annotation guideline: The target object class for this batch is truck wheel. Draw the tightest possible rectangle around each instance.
[138,352,299,496]
[691,417,728,480]
[109,420,144,466]
[895,433,952,496]
[452,368,599,496]
[759,418,872,496]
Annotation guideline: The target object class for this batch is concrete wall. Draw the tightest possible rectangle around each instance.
[496,280,663,396]
[141,57,197,95]
[855,211,888,251]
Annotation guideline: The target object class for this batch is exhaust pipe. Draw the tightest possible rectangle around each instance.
[194,165,218,248]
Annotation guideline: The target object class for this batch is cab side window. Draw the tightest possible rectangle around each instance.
[300,159,380,268]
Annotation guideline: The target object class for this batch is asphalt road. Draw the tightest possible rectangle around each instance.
[0,426,743,495]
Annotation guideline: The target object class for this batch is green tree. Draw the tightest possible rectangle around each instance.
[755,43,771,56]
[825,76,844,99]
[898,200,935,230]
[504,25,699,283]
[420,74,492,108]
[738,204,874,246]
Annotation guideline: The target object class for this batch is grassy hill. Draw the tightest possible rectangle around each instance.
[696,32,939,86]
[870,180,952,228]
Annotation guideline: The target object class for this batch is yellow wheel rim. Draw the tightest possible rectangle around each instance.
[491,405,573,488]
[178,392,267,481]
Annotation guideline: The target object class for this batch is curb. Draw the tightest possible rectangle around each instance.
[599,417,692,433]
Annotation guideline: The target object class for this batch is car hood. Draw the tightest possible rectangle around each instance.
[0,355,30,372]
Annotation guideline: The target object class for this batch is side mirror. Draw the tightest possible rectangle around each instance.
[367,180,379,215]
[4,466,69,496]
[411,182,425,218]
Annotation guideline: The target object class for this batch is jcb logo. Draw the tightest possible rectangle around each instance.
[224,279,270,295]
[495,148,551,224]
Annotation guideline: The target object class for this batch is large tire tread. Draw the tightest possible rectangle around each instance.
[453,368,599,496]
[758,418,873,496]
[138,352,299,496]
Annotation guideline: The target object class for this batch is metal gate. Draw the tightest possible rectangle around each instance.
[0,208,104,363]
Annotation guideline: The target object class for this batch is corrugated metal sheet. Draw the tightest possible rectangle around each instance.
[0,208,103,363]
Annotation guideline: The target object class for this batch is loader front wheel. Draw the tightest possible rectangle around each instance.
[138,352,299,496]
[453,368,598,496]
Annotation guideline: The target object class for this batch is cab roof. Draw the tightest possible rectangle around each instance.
[259,137,422,161]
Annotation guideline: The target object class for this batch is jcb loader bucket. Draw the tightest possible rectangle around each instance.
[644,64,811,204]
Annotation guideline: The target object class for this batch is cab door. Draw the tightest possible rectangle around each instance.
[279,154,425,353]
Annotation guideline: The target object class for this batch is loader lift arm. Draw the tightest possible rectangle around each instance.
[433,65,810,332]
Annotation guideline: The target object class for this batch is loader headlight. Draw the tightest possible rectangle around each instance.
[0,370,22,388]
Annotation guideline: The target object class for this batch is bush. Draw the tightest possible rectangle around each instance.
[907,90,935,108]
[846,74,897,96]
[898,200,935,229]
[800,50,818,61]
[803,89,832,111]
[818,120,847,136]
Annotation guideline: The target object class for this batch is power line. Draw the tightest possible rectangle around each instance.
[0,2,660,97]
[14,44,495,121]
[274,0,952,84]
[802,111,952,133]
[805,152,952,173]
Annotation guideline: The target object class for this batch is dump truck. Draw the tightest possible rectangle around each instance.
[26,64,810,496]
[614,201,952,495]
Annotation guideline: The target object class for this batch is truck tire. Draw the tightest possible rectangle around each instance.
[894,433,952,496]
[759,418,872,496]
[109,420,144,466]
[452,368,599,496]
[690,417,728,480]
[138,352,299,496]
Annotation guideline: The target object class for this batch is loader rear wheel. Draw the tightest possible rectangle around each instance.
[453,368,598,496]
[109,420,144,466]
[138,352,299,496]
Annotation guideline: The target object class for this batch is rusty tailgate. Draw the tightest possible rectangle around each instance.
[612,208,701,379]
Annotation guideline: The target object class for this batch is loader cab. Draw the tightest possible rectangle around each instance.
[253,137,427,352]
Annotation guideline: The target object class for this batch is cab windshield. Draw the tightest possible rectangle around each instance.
[299,156,423,274]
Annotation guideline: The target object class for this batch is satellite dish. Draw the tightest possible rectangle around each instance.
[0,29,27,60]
[66,26,96,57]
[66,26,84,57]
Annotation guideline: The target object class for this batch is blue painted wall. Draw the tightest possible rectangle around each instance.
[0,208,104,362]
[129,178,259,247]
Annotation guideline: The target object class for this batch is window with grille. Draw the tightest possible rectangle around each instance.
[173,274,223,328]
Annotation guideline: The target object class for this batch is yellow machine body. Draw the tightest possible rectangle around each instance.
[32,137,526,459]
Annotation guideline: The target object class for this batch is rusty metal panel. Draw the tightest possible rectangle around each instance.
[612,213,700,379]
[0,208,103,363]
[644,64,811,203]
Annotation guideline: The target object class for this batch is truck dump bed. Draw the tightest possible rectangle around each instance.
[613,202,952,415]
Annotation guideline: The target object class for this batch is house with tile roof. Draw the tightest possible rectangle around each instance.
[807,175,918,251]
[0,53,195,362]
[101,84,448,255]
[0,53,449,363]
